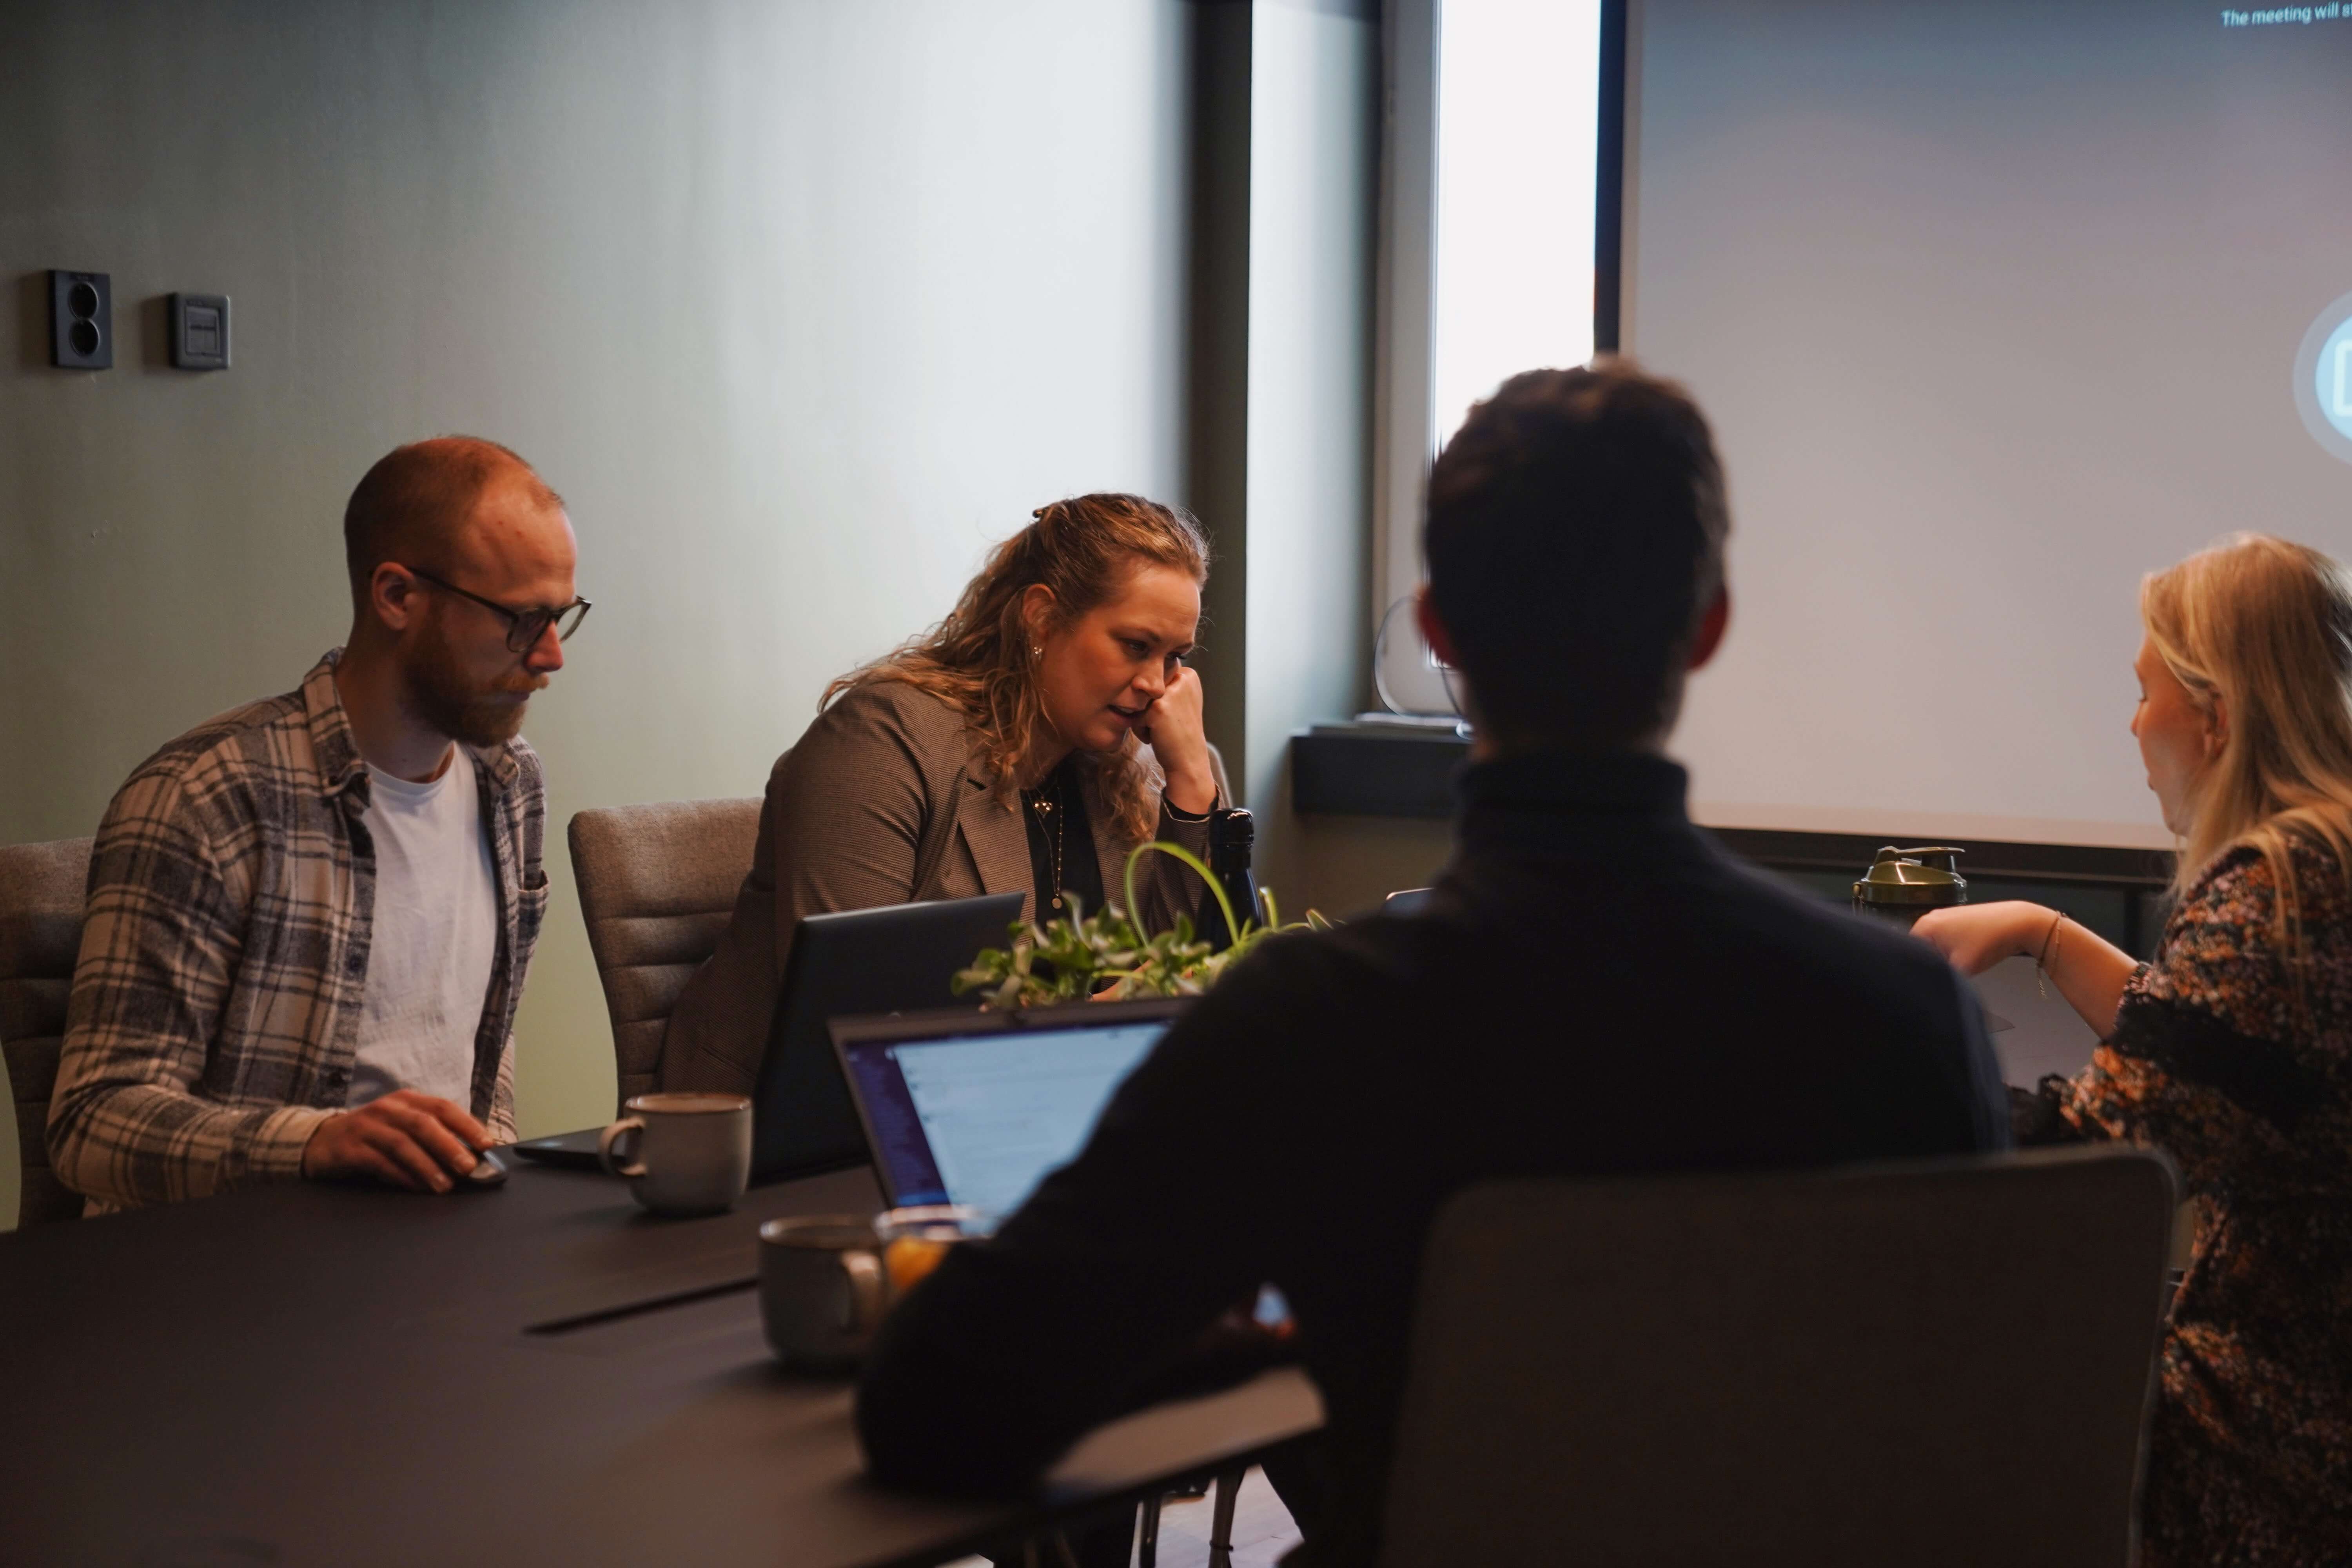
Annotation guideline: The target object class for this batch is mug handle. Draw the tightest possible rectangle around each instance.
[840,1249,887,1334]
[597,1117,647,1179]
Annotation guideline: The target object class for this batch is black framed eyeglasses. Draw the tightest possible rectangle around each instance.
[408,568,592,653]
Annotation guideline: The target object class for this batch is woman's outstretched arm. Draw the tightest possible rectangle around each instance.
[1912,900,2140,1038]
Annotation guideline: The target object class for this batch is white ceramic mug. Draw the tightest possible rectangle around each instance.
[758,1205,991,1370]
[758,1215,890,1370]
[597,1092,752,1215]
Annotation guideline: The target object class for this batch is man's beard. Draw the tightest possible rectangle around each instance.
[402,614,544,749]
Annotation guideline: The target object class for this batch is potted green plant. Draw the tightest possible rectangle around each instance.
[953,841,1328,1008]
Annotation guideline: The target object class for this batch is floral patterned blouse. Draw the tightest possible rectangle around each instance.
[2025,837,2352,1566]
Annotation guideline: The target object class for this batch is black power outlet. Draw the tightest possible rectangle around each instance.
[49,270,113,369]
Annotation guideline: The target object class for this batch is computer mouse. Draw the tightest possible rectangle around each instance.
[459,1151,509,1189]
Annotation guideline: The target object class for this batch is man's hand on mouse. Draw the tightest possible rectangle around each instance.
[301,1091,490,1193]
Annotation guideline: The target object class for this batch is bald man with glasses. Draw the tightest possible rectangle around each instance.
[49,438,587,1212]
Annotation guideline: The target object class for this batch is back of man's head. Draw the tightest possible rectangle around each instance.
[1425,362,1730,751]
[343,436,563,610]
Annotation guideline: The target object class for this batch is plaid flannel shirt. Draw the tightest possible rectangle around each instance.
[49,650,550,1212]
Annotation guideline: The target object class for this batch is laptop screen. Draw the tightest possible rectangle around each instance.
[841,1016,1172,1221]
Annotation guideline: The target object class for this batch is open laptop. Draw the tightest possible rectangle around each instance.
[831,997,1192,1221]
[746,892,1022,1182]
[513,892,1021,1176]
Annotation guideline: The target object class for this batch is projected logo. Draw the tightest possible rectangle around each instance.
[2296,292,2352,466]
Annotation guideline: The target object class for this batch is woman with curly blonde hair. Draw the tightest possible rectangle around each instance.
[1918,534,2352,1565]
[662,493,1224,1097]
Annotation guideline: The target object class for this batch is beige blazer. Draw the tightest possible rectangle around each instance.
[659,680,1226,1096]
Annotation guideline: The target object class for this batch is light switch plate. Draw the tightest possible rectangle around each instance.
[169,292,230,370]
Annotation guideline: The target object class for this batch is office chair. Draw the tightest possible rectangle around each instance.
[0,837,95,1227]
[1381,1147,2178,1567]
[568,799,761,1108]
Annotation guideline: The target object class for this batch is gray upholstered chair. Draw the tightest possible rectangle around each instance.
[568,799,761,1109]
[1379,1147,2179,1568]
[0,837,94,1228]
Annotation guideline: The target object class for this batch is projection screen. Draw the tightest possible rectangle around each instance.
[1622,0,2352,849]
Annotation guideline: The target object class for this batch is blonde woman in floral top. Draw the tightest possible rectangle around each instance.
[1917,534,2352,1566]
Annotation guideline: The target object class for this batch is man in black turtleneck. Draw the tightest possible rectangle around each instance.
[856,362,2009,1566]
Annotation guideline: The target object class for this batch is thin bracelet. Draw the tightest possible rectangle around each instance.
[2036,909,2066,1000]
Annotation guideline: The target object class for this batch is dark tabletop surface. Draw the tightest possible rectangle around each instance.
[0,1156,1321,1567]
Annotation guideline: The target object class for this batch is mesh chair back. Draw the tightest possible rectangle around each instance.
[568,800,760,1108]
[1380,1147,2179,1568]
[0,838,94,1227]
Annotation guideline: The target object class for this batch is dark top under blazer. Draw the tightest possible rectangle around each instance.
[855,750,2009,1567]
[660,680,1221,1096]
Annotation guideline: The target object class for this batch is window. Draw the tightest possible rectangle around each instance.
[1429,0,1604,447]
[1370,0,1612,691]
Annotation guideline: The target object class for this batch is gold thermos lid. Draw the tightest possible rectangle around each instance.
[1853,846,1969,917]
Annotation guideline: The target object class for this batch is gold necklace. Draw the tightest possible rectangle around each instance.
[1023,773,1066,912]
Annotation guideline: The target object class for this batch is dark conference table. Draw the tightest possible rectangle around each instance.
[0,1156,1322,1566]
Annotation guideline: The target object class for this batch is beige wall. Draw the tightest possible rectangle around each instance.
[1240,0,1379,902]
[0,0,1192,1226]
[1182,0,1380,908]
[1296,813,1451,923]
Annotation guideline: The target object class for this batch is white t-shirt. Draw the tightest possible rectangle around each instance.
[348,746,500,1111]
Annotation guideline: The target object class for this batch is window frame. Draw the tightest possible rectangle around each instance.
[1368,0,1631,620]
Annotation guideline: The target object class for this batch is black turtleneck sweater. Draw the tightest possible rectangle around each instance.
[857,751,2008,1565]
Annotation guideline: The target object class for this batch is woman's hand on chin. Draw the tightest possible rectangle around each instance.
[1138,664,1217,815]
[1910,900,2049,977]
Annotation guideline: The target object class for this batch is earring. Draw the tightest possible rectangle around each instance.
[1031,645,1043,660]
